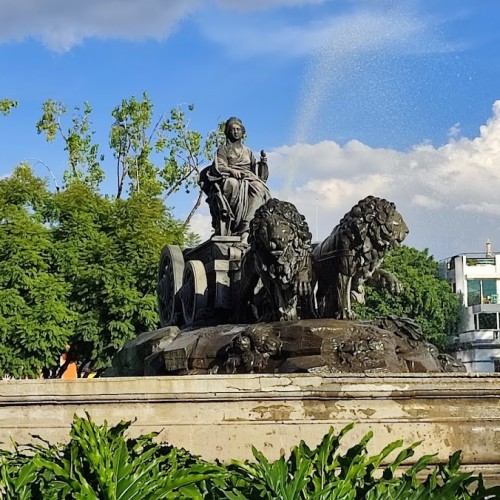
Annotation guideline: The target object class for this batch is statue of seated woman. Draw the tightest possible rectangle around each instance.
[200,117,271,239]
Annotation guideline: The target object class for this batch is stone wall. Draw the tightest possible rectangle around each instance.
[1,373,499,482]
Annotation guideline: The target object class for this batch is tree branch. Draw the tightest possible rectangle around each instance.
[183,190,204,228]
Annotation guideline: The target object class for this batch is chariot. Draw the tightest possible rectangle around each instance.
[157,236,247,327]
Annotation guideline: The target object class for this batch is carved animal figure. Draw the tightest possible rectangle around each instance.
[223,329,282,373]
[312,196,408,319]
[239,198,313,322]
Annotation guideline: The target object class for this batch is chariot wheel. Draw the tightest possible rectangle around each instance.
[157,245,185,326]
[180,260,208,326]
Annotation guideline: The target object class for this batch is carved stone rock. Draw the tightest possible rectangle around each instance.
[109,318,464,376]
[104,326,180,377]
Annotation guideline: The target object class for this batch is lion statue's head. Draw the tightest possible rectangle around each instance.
[249,198,312,286]
[334,196,408,266]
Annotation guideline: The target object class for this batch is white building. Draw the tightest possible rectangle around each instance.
[445,242,500,373]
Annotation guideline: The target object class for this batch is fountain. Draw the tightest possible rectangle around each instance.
[109,117,465,378]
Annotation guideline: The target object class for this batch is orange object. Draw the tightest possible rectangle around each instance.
[61,362,78,379]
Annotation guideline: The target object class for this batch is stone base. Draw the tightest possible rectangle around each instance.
[0,373,499,484]
[107,318,466,376]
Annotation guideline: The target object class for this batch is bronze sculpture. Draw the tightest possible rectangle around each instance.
[142,118,467,377]
[312,196,408,320]
[200,117,270,238]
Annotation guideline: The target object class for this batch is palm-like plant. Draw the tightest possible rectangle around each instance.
[1,417,499,499]
[0,412,227,499]
[222,423,499,500]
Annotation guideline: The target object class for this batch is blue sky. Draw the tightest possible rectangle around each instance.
[1,0,500,259]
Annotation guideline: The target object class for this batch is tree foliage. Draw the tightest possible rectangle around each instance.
[36,100,104,189]
[109,95,223,224]
[0,165,75,378]
[1,94,220,376]
[0,99,18,117]
[36,94,222,227]
[110,93,158,199]
[158,104,224,225]
[51,182,187,368]
[0,163,189,376]
[354,246,462,348]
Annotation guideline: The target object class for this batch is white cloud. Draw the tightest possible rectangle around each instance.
[456,202,500,216]
[266,100,500,258]
[448,122,461,140]
[188,211,214,242]
[411,195,444,210]
[270,140,400,190]
[0,0,202,51]
[0,0,457,59]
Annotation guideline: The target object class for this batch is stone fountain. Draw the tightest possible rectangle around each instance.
[108,117,465,377]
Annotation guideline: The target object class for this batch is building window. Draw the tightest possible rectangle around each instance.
[478,313,498,329]
[474,313,500,330]
[494,360,500,373]
[467,279,498,306]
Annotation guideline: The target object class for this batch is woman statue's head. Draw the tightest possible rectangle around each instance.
[224,117,245,142]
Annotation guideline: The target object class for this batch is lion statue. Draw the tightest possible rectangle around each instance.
[238,198,313,322]
[312,196,408,320]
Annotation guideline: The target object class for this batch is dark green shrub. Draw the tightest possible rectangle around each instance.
[1,416,498,499]
[221,423,499,499]
[0,413,226,499]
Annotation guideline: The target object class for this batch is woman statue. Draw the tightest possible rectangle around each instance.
[200,117,271,238]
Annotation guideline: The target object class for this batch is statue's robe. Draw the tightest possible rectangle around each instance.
[206,142,270,234]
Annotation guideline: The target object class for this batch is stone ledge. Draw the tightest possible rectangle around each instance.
[1,373,500,403]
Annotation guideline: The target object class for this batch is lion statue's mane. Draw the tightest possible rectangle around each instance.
[238,198,313,322]
[312,196,408,319]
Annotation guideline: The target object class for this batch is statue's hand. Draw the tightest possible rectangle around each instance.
[229,168,243,179]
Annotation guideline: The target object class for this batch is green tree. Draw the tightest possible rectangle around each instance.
[0,164,191,375]
[51,182,188,369]
[0,165,75,378]
[36,100,104,189]
[110,93,159,199]
[355,246,461,349]
[1,95,216,375]
[37,95,222,224]
[158,104,224,225]
[110,95,223,225]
